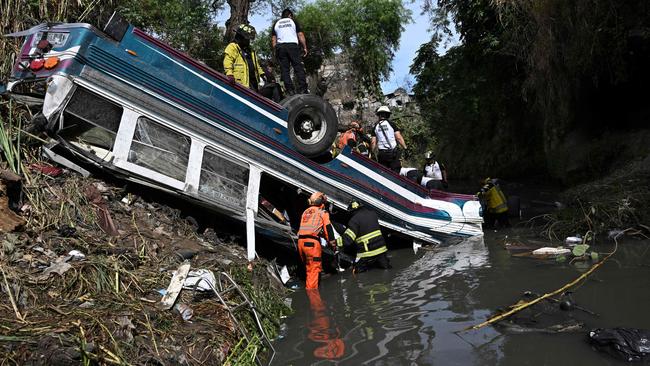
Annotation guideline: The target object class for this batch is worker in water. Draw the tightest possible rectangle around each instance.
[337,200,391,273]
[223,24,265,91]
[477,177,510,229]
[298,192,336,289]
[306,288,345,359]
[337,121,371,157]
[371,106,406,173]
[421,151,448,190]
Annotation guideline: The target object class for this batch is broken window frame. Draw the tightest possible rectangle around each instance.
[112,108,190,191]
[198,146,250,213]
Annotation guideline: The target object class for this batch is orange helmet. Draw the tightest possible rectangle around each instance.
[350,121,360,129]
[309,191,327,206]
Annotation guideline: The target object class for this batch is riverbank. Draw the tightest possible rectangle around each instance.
[0,170,289,365]
[530,156,650,241]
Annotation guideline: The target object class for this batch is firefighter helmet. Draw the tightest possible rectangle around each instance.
[347,199,361,211]
[236,24,257,41]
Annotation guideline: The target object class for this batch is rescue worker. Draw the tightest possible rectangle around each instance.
[272,8,308,95]
[371,106,406,173]
[421,151,448,190]
[477,177,510,229]
[223,24,265,91]
[337,121,372,157]
[298,192,336,289]
[337,200,391,273]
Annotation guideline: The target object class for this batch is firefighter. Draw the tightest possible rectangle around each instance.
[337,200,391,273]
[223,24,265,91]
[477,177,510,228]
[298,192,336,289]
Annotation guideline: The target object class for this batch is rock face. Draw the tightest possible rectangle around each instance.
[314,53,418,131]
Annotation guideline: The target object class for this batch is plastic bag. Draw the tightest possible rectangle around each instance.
[589,327,650,362]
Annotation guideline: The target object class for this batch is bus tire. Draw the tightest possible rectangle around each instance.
[282,94,338,157]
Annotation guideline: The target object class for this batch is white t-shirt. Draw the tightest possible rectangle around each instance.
[400,167,417,176]
[374,120,398,150]
[273,18,299,44]
[424,162,443,180]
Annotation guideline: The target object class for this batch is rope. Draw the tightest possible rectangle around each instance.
[462,237,619,332]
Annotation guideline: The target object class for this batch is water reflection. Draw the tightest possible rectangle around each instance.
[306,289,346,360]
[274,235,494,365]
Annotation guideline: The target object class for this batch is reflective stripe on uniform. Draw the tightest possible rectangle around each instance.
[355,229,382,252]
[356,245,387,258]
[344,228,356,241]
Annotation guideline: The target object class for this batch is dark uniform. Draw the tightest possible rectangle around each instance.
[337,206,391,273]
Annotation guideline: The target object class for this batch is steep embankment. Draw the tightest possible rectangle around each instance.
[0,169,289,365]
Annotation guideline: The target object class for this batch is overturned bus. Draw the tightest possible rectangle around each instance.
[1,14,483,260]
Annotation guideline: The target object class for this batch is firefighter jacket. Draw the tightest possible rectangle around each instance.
[223,42,264,89]
[338,207,387,259]
[478,182,508,214]
[298,205,335,243]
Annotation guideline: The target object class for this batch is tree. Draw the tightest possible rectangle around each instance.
[297,0,410,98]
[216,0,298,42]
[119,0,225,70]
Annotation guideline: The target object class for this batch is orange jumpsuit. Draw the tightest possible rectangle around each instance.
[298,205,334,289]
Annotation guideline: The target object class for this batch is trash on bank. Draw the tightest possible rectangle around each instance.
[174,303,194,321]
[589,328,650,362]
[160,262,191,310]
[183,269,216,291]
[38,260,72,279]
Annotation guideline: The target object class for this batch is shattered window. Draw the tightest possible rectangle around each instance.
[128,117,190,181]
[59,88,122,150]
[199,149,249,211]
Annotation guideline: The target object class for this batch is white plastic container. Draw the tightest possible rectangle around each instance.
[565,236,583,245]
[532,247,571,255]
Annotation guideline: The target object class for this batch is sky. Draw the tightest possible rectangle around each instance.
[217,0,447,95]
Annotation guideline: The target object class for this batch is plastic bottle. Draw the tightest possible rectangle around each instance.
[565,236,582,246]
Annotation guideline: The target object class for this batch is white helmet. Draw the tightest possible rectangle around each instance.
[376,105,391,115]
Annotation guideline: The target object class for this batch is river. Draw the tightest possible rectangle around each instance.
[270,228,650,365]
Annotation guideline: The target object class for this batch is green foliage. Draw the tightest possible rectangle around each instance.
[297,0,410,97]
[391,104,434,166]
[0,102,22,174]
[298,0,341,75]
[572,244,589,257]
[118,0,225,70]
[414,0,650,181]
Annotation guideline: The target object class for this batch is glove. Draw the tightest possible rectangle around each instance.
[227,75,235,84]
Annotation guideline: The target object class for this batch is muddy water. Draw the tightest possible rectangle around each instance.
[271,230,650,365]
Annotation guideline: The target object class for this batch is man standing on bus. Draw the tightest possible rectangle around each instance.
[272,8,309,95]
